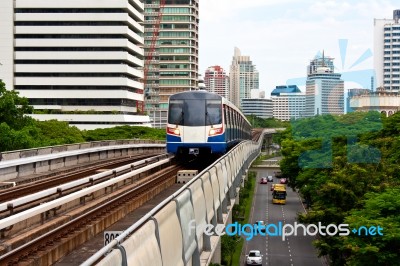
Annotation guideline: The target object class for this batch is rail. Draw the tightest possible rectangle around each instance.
[0,144,165,169]
[0,154,173,231]
[0,139,164,162]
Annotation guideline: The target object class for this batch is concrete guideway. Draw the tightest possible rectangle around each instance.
[0,155,174,232]
[0,141,165,181]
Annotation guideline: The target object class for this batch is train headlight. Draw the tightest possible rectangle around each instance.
[209,127,223,136]
[167,127,180,136]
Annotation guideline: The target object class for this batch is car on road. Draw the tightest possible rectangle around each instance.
[260,177,268,184]
[280,178,288,184]
[267,176,273,182]
[254,220,266,233]
[246,250,262,265]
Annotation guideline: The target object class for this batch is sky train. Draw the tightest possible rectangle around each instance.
[166,90,252,156]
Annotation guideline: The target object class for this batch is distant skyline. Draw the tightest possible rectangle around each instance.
[199,0,399,97]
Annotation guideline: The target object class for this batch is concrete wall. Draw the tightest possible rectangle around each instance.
[95,136,264,266]
[0,139,164,162]
[0,141,165,181]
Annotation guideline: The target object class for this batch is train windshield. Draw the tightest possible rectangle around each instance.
[183,100,205,126]
[168,99,222,126]
[168,100,184,125]
[206,100,222,125]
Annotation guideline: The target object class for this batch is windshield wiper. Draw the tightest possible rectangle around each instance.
[178,111,184,126]
[205,111,213,127]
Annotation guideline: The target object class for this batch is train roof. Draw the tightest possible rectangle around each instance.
[169,90,222,100]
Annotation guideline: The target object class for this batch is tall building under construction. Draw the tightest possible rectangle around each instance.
[143,0,199,128]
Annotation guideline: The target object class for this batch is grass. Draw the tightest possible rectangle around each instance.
[230,171,256,266]
[253,153,280,165]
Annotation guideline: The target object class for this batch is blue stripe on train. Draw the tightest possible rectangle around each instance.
[167,142,228,154]
[207,133,225,143]
[167,132,234,154]
[166,134,181,153]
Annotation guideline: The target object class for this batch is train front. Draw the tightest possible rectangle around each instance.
[166,92,225,157]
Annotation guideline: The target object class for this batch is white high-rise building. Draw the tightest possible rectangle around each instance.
[241,98,273,119]
[307,53,334,76]
[229,47,259,109]
[271,85,305,121]
[0,0,149,130]
[305,55,344,116]
[204,65,229,99]
[374,9,400,91]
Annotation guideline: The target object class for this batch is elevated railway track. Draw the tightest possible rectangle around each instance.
[0,152,219,265]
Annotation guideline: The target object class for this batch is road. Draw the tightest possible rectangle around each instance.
[243,169,324,266]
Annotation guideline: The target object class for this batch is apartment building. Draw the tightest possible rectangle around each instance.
[374,9,400,91]
[204,65,229,99]
[143,0,199,128]
[271,85,305,120]
[0,0,149,129]
[241,97,273,119]
[229,47,259,109]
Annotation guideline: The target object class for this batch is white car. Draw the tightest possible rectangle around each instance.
[254,220,266,233]
[246,250,262,265]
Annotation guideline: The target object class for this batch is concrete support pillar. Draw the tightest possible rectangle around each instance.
[227,204,233,224]
[241,176,245,188]
[210,238,221,265]
[222,198,228,214]
[235,187,240,204]
[203,233,212,251]
[228,187,235,204]
[217,206,223,224]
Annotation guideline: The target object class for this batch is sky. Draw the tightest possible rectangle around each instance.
[199,0,399,97]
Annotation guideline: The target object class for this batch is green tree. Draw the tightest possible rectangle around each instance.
[221,235,237,266]
[245,115,289,128]
[35,120,85,146]
[0,122,40,151]
[0,79,34,129]
[344,188,400,266]
[83,125,165,141]
[279,112,399,265]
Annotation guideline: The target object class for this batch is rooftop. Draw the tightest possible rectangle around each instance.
[271,85,301,96]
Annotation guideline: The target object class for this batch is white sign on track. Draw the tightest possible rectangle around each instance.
[104,231,123,246]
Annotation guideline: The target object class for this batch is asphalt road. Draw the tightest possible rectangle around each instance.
[243,170,324,266]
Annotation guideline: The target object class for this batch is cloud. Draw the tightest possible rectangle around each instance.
[305,0,396,20]
[200,0,307,22]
